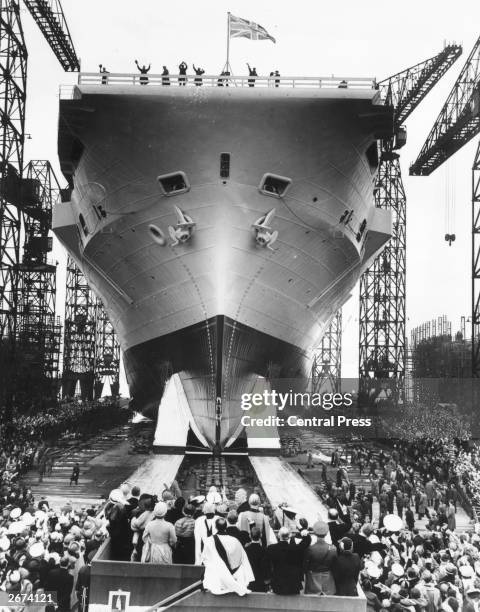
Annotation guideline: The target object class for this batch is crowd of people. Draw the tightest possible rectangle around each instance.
[91,435,480,610]
[0,399,130,609]
[98,61,282,87]
[0,490,107,611]
[379,403,471,443]
[2,396,480,612]
[455,448,480,516]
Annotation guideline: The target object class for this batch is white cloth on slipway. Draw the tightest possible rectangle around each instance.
[202,534,254,596]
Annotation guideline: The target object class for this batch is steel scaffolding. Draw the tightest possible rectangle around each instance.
[0,0,27,413]
[62,256,96,399]
[473,141,480,376]
[16,161,62,402]
[359,149,406,396]
[94,300,120,398]
[311,310,342,394]
[63,257,121,399]
[358,45,462,402]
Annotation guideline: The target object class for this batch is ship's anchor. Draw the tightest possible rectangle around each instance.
[168,205,196,246]
[252,208,278,251]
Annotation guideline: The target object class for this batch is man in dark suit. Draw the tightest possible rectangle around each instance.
[45,557,74,611]
[331,537,361,596]
[328,507,351,546]
[226,511,250,546]
[244,527,267,592]
[349,523,386,557]
[264,526,310,594]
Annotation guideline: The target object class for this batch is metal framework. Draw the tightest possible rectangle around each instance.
[16,160,61,401]
[0,0,78,413]
[410,35,480,176]
[62,256,96,399]
[311,309,342,394]
[473,140,480,375]
[379,44,462,126]
[359,149,406,393]
[23,0,79,71]
[358,46,462,400]
[94,300,120,398]
[408,37,480,380]
[0,0,27,412]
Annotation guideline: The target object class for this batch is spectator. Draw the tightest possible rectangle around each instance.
[244,527,267,592]
[126,486,140,514]
[135,60,151,85]
[178,61,188,86]
[264,526,308,595]
[246,63,257,87]
[142,502,176,564]
[173,504,195,564]
[304,521,337,595]
[331,537,361,596]
[238,494,272,546]
[105,489,131,561]
[226,510,250,546]
[45,557,73,612]
[161,65,170,86]
[193,64,205,86]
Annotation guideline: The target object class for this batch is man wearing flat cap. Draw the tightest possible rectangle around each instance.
[304,521,337,595]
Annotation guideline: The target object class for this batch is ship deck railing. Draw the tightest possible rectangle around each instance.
[59,72,377,98]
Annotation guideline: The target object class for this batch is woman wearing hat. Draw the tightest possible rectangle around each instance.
[173,504,195,564]
[142,502,176,564]
[105,489,130,561]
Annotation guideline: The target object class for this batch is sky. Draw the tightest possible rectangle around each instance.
[19,0,480,390]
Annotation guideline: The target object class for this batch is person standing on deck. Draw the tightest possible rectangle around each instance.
[246,63,257,87]
[135,60,151,85]
[178,61,188,86]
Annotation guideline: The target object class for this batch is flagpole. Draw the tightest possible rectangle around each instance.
[226,12,230,71]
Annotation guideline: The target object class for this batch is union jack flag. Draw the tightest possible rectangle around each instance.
[229,14,276,44]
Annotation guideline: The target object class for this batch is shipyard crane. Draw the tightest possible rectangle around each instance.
[0,0,78,414]
[358,44,462,405]
[409,35,480,377]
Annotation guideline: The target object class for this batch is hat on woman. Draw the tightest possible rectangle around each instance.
[153,502,167,518]
[10,508,21,520]
[108,489,126,505]
[391,563,405,577]
[182,504,195,517]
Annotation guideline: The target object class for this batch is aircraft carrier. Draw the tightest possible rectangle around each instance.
[53,72,393,453]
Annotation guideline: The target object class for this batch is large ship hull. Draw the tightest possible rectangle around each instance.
[54,79,392,449]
